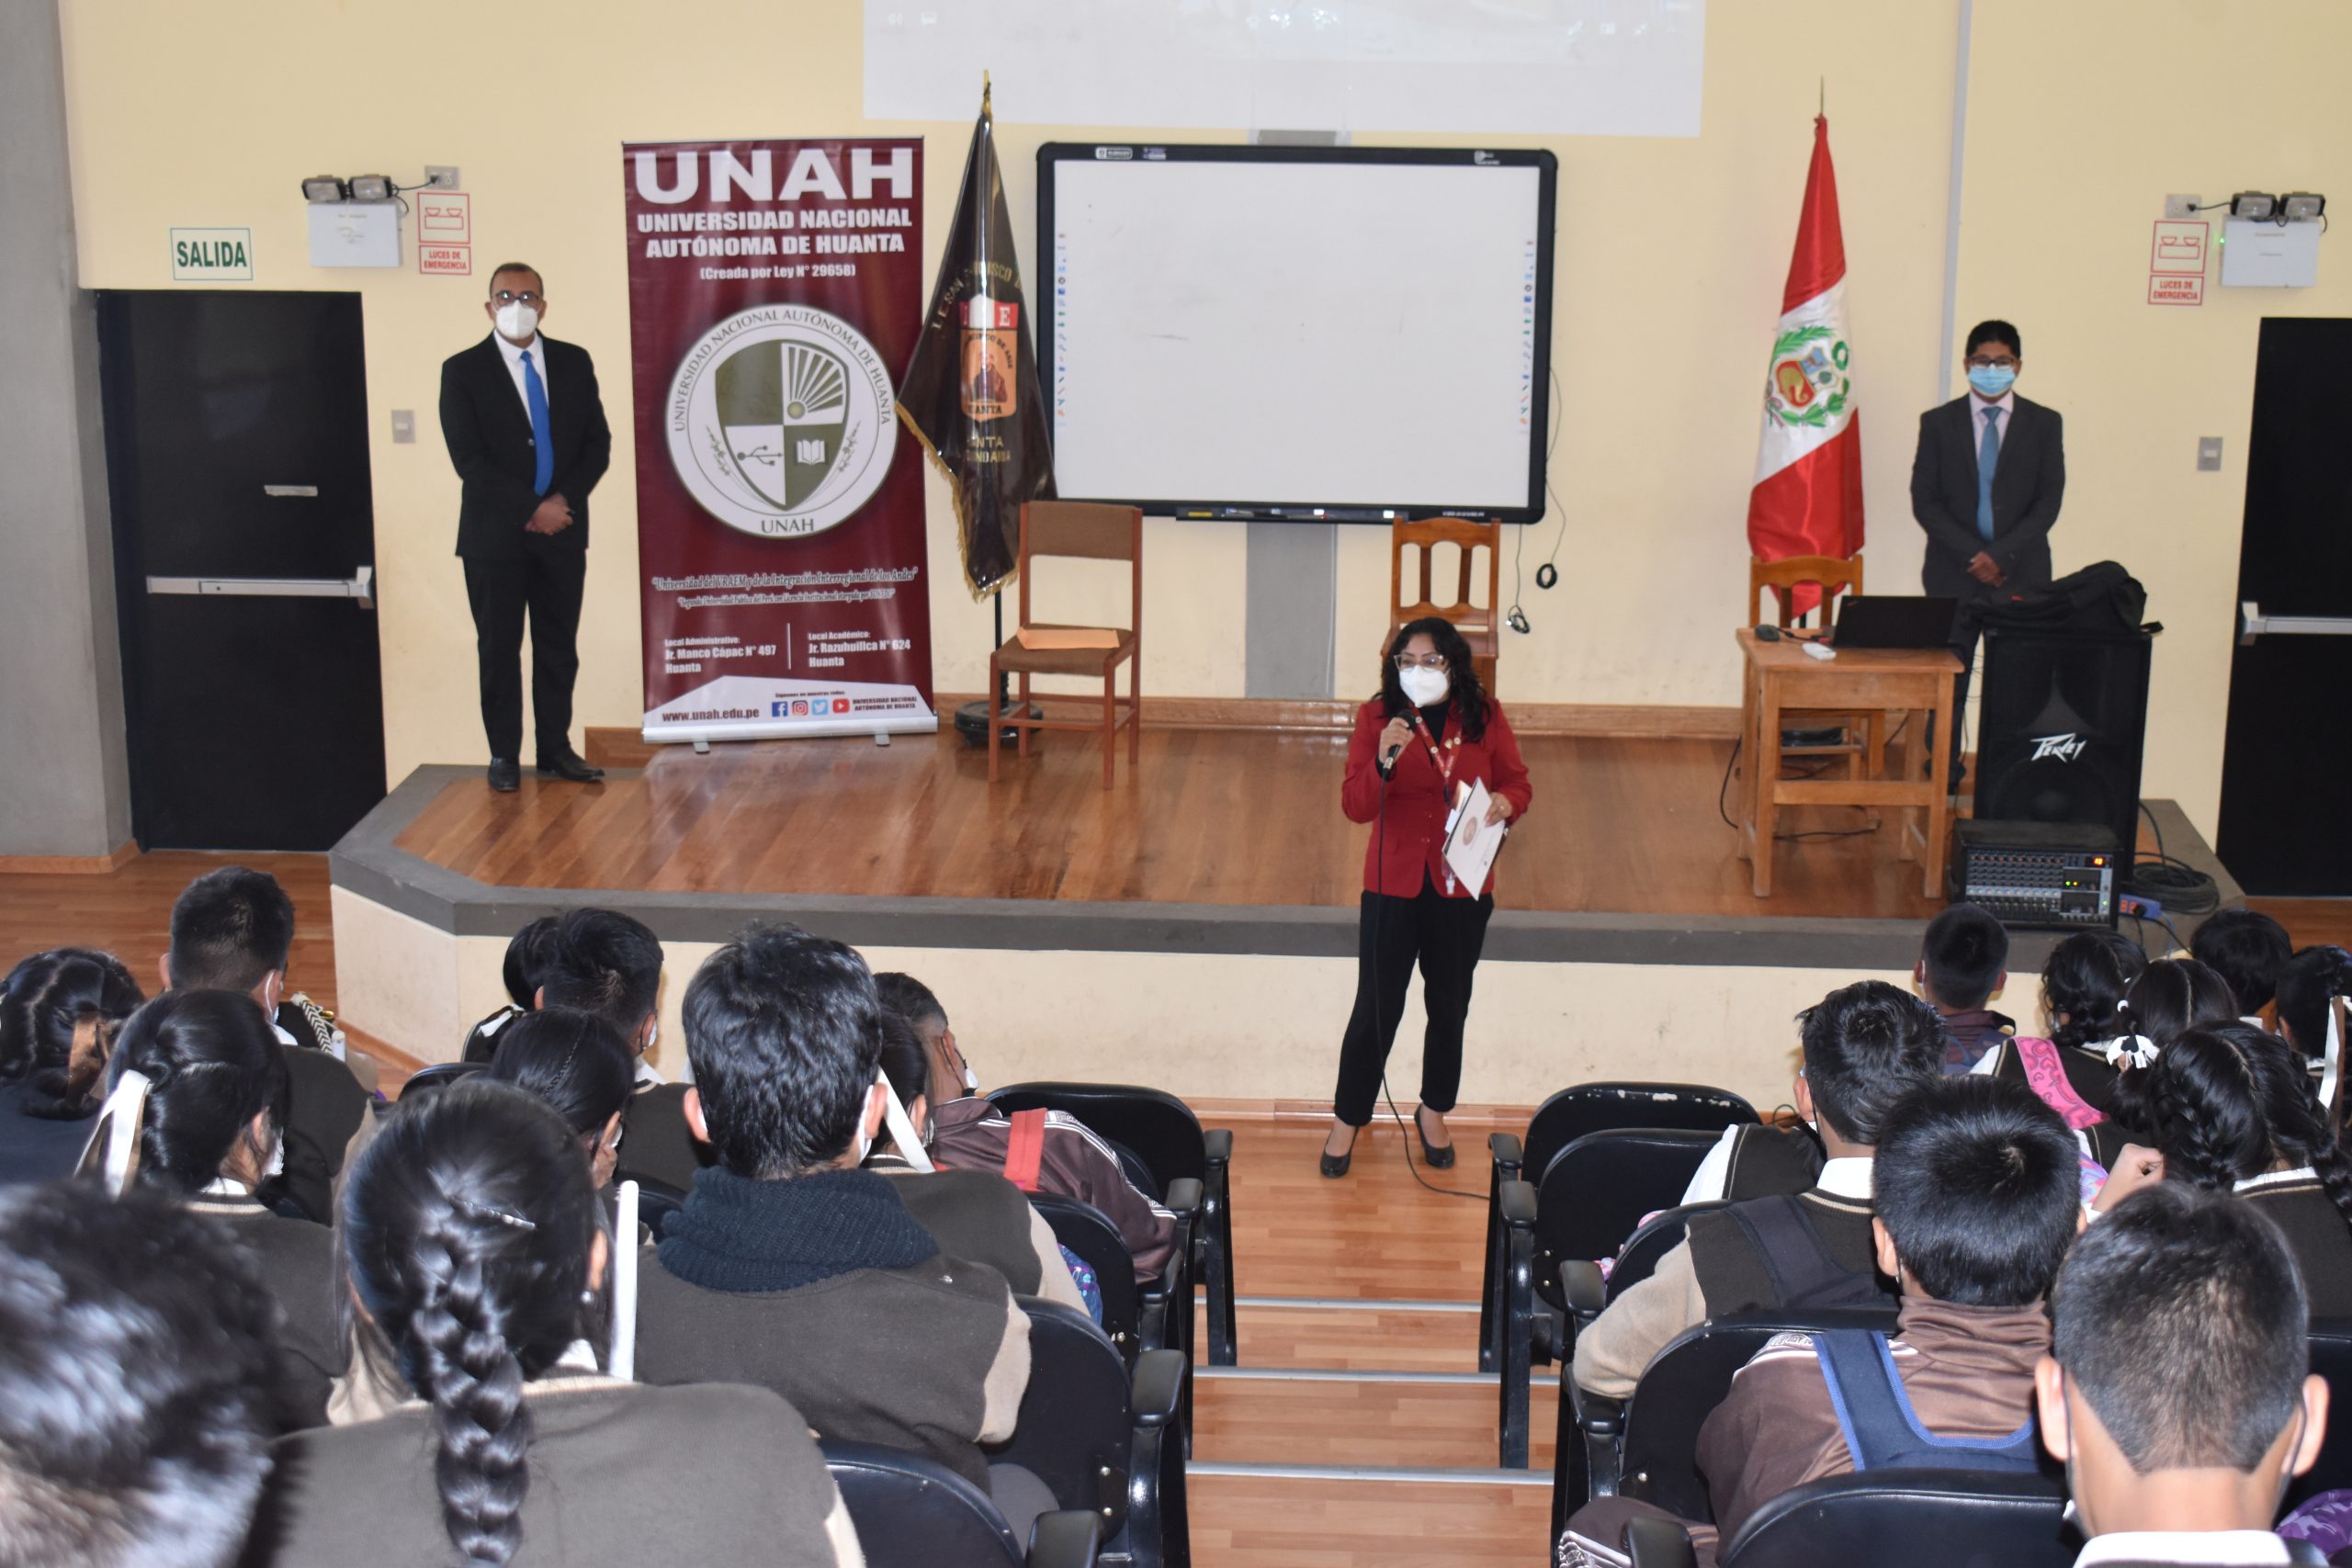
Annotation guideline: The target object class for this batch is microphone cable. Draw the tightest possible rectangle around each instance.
[1363,720,1485,1201]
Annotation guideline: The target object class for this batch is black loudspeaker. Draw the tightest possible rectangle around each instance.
[1975,628,2154,859]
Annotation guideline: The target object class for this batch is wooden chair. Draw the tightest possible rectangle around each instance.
[1747,553,1879,780]
[1388,517,1499,695]
[989,502,1142,790]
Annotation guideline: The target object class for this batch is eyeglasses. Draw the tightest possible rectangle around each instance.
[1394,653,1449,671]
[1965,355,2018,370]
[492,289,544,305]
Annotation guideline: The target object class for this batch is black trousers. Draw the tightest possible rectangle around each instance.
[1331,875,1496,1127]
[462,547,585,762]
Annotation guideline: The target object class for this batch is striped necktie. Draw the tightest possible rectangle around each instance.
[522,349,554,496]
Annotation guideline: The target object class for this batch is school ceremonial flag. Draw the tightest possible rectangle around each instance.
[1747,115,1863,612]
[899,78,1055,597]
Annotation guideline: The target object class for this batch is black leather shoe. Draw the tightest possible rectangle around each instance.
[535,750,605,784]
[487,759,520,794]
[1415,1107,1456,1169]
[1319,1128,1358,1179]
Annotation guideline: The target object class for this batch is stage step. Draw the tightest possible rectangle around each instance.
[1207,1296,1491,1374]
[1190,1469,1555,1568]
[1191,1364,1556,1472]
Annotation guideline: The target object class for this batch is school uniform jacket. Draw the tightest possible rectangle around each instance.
[1341,696,1533,899]
[1571,1159,1891,1401]
[241,1376,862,1568]
[869,1154,1088,1313]
[187,1190,342,1431]
[2236,1168,2352,1318]
[931,1095,1180,1284]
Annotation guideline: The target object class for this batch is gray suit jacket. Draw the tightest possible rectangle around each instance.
[1910,393,2064,599]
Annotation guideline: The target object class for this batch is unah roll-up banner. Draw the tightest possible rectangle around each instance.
[624,138,936,742]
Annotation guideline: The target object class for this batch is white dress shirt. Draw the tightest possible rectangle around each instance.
[2074,1529,2291,1566]
[493,330,551,415]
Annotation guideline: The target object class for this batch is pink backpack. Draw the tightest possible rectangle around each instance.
[2013,1036,2110,1203]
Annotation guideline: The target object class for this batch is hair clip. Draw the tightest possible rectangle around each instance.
[459,1200,537,1232]
[2098,1034,2161,1071]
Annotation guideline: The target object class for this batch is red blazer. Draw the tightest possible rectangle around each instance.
[1341,696,1533,899]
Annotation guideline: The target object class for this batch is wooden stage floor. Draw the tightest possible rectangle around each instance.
[395,726,1955,921]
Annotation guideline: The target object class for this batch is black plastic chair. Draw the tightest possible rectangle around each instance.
[625,1173,688,1244]
[1032,1192,1148,1362]
[1494,1127,1726,1468]
[1550,1306,1900,1543]
[989,1082,1238,1368]
[990,1297,1190,1568]
[821,1438,1102,1567]
[1623,1469,2073,1568]
[1482,1084,1756,1374]
[397,1061,482,1097]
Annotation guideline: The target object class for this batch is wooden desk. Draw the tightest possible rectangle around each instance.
[1735,628,1963,898]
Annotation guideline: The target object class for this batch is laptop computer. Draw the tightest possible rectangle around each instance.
[1833,594,1961,649]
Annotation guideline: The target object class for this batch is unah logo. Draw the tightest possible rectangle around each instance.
[2029,731,2088,762]
[1763,324,1851,430]
[666,305,898,538]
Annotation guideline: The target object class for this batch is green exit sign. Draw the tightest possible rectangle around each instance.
[170,227,254,282]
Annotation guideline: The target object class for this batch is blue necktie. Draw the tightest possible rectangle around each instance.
[521,349,554,496]
[1975,405,2002,542]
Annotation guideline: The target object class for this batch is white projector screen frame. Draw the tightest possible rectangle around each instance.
[1037,143,1557,524]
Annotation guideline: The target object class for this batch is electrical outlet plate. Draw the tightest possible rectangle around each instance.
[2197,435,2222,472]
[2165,193,2200,220]
[390,410,416,445]
[425,166,461,191]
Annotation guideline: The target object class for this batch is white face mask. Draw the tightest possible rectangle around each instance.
[495,300,539,341]
[1398,665,1450,707]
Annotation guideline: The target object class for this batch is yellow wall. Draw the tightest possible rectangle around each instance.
[57,0,2352,834]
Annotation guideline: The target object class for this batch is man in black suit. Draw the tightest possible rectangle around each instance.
[439,262,611,792]
[1909,319,2065,788]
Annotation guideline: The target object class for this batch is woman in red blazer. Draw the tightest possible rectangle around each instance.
[1322,617,1532,1178]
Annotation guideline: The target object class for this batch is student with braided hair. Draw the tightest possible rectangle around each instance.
[249,1080,861,1568]
[2092,1023,2352,1315]
[0,945,143,1184]
[2052,957,2241,1166]
[2278,944,2352,1066]
[100,989,342,1431]
[1973,929,2146,1121]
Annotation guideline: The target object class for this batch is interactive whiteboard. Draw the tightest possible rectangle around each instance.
[1039,144,1556,522]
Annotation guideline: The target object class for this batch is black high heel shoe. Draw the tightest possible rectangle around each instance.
[1319,1126,1359,1179]
[1415,1106,1456,1169]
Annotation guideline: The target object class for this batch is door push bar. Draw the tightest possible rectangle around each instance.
[2240,601,2352,647]
[146,564,375,610]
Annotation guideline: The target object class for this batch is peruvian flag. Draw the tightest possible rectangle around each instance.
[1747,115,1862,614]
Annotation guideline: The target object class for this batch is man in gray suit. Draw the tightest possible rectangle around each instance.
[1910,320,2065,788]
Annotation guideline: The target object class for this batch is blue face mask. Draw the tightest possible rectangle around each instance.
[1967,364,2017,398]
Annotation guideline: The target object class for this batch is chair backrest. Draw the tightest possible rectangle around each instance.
[1533,1129,1725,1311]
[998,1296,1135,1534]
[1521,1084,1758,1194]
[822,1438,1026,1565]
[1614,1308,1905,1523]
[626,1173,689,1243]
[399,1061,482,1098]
[1018,502,1142,634]
[1030,1190,1145,1363]
[1717,1468,2070,1568]
[1390,516,1500,637]
[1607,1201,1730,1306]
[1748,553,1863,630]
[2290,1318,2352,1511]
[988,1082,1204,1199]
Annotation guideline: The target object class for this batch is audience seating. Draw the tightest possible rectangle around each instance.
[1481,1084,1758,1373]
[1494,1126,1729,1467]
[989,1082,1238,1368]
[1564,1307,1902,1527]
[993,1297,1191,1568]
[822,1438,1103,1567]
[397,1060,482,1096]
[1623,1469,2072,1568]
[628,1173,689,1243]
